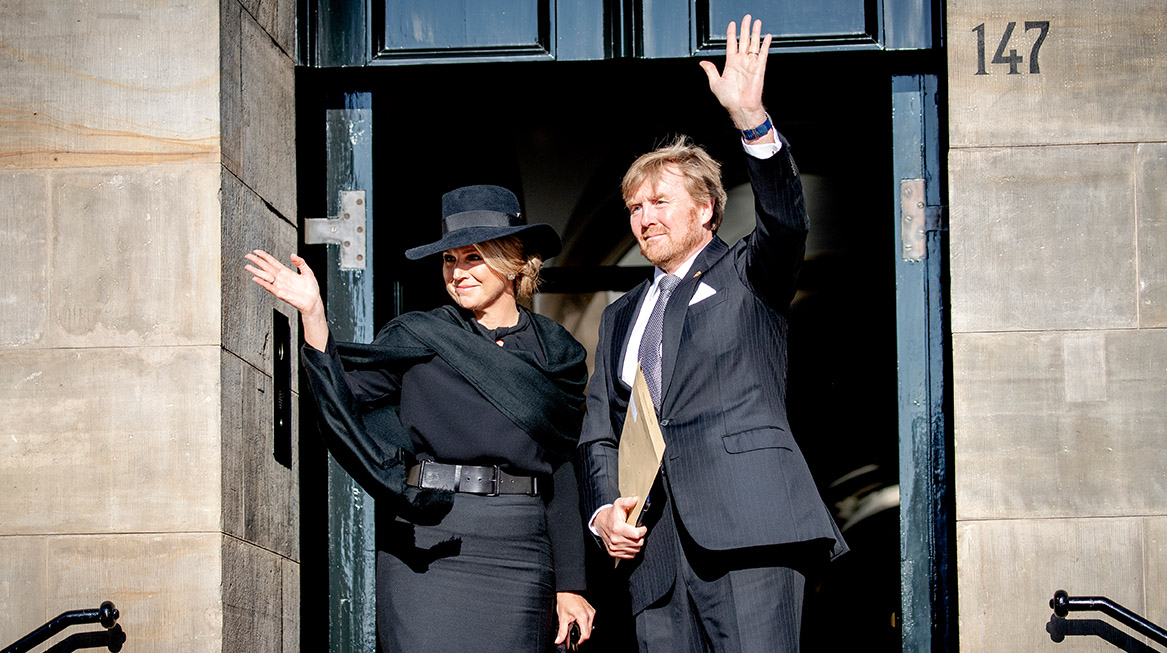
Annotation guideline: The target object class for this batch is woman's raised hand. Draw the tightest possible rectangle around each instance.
[245,250,322,313]
[245,249,330,350]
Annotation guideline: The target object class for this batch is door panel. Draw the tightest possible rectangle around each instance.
[304,0,936,66]
[701,0,873,50]
[374,0,552,62]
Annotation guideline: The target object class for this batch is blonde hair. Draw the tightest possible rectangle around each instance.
[622,135,727,231]
[473,235,544,299]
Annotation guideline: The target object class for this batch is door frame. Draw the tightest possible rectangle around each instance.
[295,4,952,651]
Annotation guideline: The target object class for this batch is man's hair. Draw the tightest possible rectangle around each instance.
[622,135,727,232]
[473,235,543,299]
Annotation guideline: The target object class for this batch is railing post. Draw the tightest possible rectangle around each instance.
[2,601,120,653]
[1051,590,1167,647]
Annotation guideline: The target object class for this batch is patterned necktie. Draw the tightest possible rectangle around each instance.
[638,274,680,412]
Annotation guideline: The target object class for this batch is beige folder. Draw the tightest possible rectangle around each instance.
[615,366,667,566]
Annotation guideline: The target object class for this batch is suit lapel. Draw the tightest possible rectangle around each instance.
[660,237,730,404]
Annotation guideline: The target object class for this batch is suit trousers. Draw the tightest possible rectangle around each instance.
[634,493,812,653]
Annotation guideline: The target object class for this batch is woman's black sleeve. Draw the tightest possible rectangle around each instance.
[546,456,588,592]
[300,335,408,496]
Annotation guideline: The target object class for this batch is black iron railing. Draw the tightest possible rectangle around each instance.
[1051,590,1167,647]
[2,601,120,653]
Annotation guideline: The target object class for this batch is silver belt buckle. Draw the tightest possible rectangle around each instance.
[486,466,501,496]
[418,459,454,492]
[412,459,428,487]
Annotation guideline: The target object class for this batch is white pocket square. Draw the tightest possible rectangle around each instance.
[689,282,717,305]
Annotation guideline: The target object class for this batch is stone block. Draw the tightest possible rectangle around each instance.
[221,169,300,380]
[949,144,1137,333]
[223,536,284,653]
[241,13,296,222]
[239,364,297,558]
[45,164,221,348]
[957,518,1149,651]
[0,1,219,168]
[222,351,298,558]
[281,556,300,651]
[221,0,244,179]
[0,172,49,345]
[46,533,223,652]
[948,0,1167,148]
[239,0,296,57]
[954,329,1167,521]
[1138,143,1167,327]
[0,537,47,641]
[0,346,221,535]
[222,353,246,540]
[1145,518,1167,636]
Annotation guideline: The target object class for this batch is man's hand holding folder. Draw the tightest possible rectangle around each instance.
[594,496,647,559]
[593,367,666,563]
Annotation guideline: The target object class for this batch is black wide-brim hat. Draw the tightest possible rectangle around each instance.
[404,184,562,260]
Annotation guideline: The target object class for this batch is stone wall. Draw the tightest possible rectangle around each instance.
[0,0,298,650]
[220,0,299,644]
[948,0,1167,649]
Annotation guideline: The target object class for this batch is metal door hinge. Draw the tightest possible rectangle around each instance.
[305,190,367,270]
[900,179,947,262]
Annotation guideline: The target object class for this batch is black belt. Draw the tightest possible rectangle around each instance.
[405,460,540,496]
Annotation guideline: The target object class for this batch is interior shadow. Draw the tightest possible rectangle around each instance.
[295,44,915,651]
[42,625,126,653]
[1047,615,1160,652]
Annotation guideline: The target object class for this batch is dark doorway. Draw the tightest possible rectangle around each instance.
[297,50,906,650]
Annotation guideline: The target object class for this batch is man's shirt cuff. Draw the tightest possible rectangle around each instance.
[743,138,781,159]
[587,504,612,536]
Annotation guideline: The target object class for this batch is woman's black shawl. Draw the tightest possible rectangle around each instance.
[301,305,588,521]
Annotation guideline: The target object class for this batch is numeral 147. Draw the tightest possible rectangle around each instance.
[973,21,1049,75]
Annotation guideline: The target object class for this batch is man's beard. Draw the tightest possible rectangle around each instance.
[639,221,707,271]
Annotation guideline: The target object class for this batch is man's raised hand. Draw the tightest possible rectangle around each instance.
[699,14,772,133]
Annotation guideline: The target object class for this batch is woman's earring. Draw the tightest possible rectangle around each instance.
[507,274,516,280]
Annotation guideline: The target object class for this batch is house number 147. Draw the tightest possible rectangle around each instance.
[973,21,1049,75]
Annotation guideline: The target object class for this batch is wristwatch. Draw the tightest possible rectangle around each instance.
[740,115,773,141]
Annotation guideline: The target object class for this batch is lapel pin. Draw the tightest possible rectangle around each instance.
[693,270,702,278]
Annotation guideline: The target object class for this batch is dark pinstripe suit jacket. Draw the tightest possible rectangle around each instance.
[579,140,847,615]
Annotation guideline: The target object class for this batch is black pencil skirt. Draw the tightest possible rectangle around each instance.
[376,492,556,652]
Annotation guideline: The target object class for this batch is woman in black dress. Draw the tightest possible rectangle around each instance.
[245,185,595,651]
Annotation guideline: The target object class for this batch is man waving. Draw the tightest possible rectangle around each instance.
[579,14,848,651]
